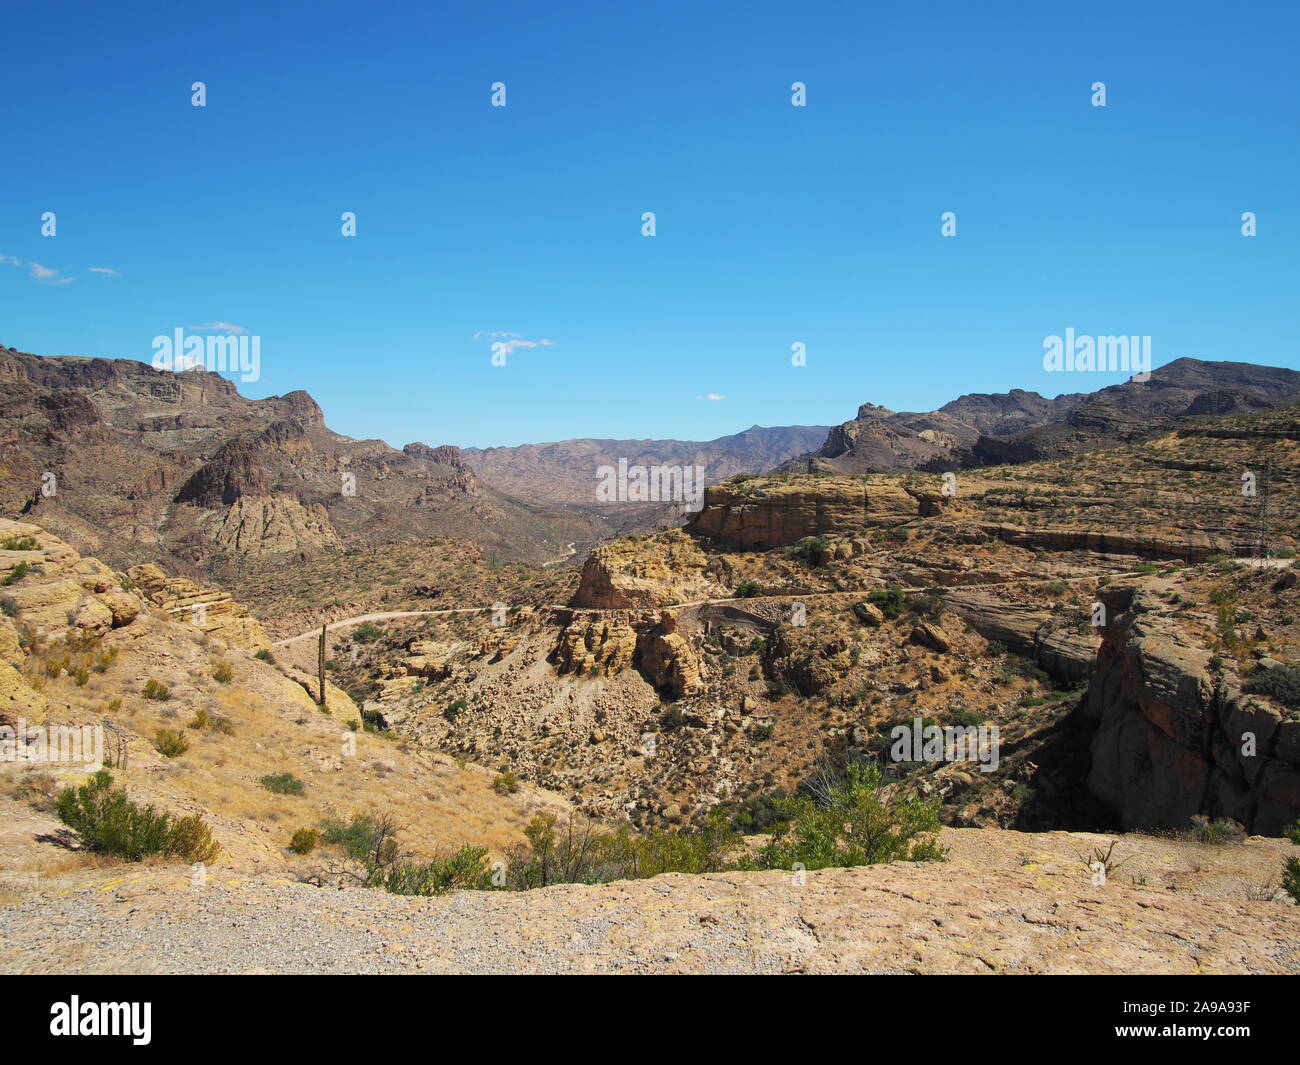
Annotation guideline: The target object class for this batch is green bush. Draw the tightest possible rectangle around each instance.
[153,729,189,758]
[1283,820,1300,904]
[56,769,219,863]
[443,698,468,722]
[0,534,39,551]
[353,621,383,643]
[492,770,520,794]
[3,561,31,586]
[787,536,829,565]
[289,828,318,854]
[867,586,906,620]
[143,679,171,701]
[254,648,275,663]
[733,580,764,599]
[1244,665,1300,712]
[379,846,494,896]
[730,791,792,834]
[755,762,947,871]
[212,661,234,684]
[260,772,305,796]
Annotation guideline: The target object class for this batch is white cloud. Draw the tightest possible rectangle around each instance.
[88,267,120,278]
[473,331,554,356]
[187,322,247,334]
[696,393,726,402]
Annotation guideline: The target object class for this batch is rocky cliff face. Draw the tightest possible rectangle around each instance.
[685,476,943,549]
[1084,584,1300,834]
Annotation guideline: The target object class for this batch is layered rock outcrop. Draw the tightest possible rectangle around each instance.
[127,564,271,651]
[1083,585,1300,834]
[686,476,943,549]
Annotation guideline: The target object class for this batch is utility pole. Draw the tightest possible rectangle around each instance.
[318,624,327,709]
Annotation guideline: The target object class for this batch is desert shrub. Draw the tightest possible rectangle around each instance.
[867,585,906,620]
[1244,665,1300,712]
[153,729,189,758]
[1283,820,1300,904]
[212,661,234,684]
[730,791,792,834]
[755,761,947,871]
[254,648,275,663]
[353,621,383,643]
[0,595,17,617]
[378,846,494,895]
[660,706,688,730]
[505,810,740,889]
[3,561,31,586]
[492,770,520,794]
[443,698,468,722]
[56,769,219,863]
[260,772,305,796]
[143,679,171,701]
[0,534,39,551]
[733,580,764,599]
[320,814,391,863]
[189,708,209,730]
[749,723,774,741]
[289,828,318,855]
[787,536,829,565]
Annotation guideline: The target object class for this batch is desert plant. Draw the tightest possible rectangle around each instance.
[143,679,171,701]
[1283,819,1300,904]
[756,761,947,871]
[212,661,234,684]
[492,770,520,794]
[1244,665,1300,712]
[260,772,305,796]
[56,769,219,863]
[254,648,275,663]
[733,579,764,599]
[289,828,318,855]
[153,729,189,758]
[867,586,906,620]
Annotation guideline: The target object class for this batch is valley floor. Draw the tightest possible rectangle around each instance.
[3,827,1296,975]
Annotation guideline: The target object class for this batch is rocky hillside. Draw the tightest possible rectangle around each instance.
[784,358,1300,475]
[0,344,610,588]
[344,405,1299,835]
[0,518,570,877]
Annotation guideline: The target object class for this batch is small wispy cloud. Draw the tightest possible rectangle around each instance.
[0,252,97,286]
[88,267,120,278]
[472,331,554,357]
[188,321,247,334]
[696,393,726,402]
[28,262,76,284]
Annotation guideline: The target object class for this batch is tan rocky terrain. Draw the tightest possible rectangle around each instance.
[0,518,571,888]
[3,375,1298,978]
[1,826,1296,974]
[331,405,1299,839]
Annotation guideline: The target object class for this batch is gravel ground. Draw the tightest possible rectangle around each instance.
[3,828,1299,975]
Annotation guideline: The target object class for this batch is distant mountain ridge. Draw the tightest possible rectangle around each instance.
[781,358,1300,474]
[462,424,831,505]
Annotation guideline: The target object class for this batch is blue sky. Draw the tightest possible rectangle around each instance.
[1,0,1297,448]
